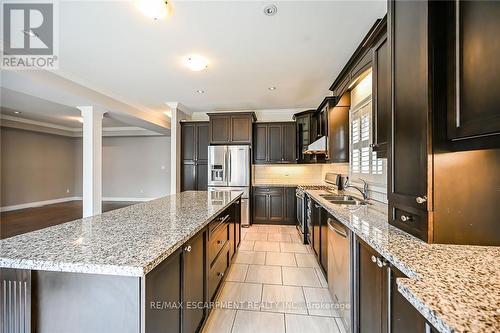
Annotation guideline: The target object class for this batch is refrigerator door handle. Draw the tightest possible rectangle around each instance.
[228,150,232,183]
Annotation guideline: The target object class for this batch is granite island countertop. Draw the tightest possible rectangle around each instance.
[306,189,500,333]
[0,191,242,277]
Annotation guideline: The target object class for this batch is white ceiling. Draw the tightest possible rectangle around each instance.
[54,0,386,113]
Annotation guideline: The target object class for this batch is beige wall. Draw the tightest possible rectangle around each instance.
[1,127,78,206]
[253,163,349,185]
[1,127,171,207]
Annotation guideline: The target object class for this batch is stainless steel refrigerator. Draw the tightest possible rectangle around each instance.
[208,145,250,226]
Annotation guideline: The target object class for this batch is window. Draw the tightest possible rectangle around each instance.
[350,96,386,188]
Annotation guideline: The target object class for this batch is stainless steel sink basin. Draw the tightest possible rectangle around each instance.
[319,194,367,205]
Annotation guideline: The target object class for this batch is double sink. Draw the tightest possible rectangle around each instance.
[319,194,367,206]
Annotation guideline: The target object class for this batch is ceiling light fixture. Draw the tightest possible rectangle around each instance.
[183,55,209,71]
[196,90,205,94]
[268,86,277,91]
[263,4,278,16]
[136,0,170,20]
[14,111,21,114]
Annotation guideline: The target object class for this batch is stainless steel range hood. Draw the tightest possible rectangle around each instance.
[304,136,327,154]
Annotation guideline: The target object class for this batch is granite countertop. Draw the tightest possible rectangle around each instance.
[0,191,242,277]
[306,190,500,333]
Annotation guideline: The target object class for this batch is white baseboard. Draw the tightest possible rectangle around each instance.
[0,197,82,212]
[102,197,157,202]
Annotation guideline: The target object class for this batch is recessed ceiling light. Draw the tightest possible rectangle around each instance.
[268,86,277,91]
[136,0,170,20]
[196,90,205,94]
[183,55,209,71]
[263,4,278,16]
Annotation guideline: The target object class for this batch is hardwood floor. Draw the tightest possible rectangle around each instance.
[0,200,137,239]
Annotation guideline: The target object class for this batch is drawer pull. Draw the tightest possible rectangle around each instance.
[376,257,387,268]
[184,245,192,252]
[371,255,377,263]
[217,272,224,277]
[400,215,413,222]
[416,196,427,204]
[217,240,223,245]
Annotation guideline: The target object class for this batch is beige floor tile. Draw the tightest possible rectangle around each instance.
[282,267,321,287]
[280,242,309,253]
[258,225,280,234]
[245,226,260,233]
[285,314,340,333]
[239,240,254,251]
[253,241,281,252]
[202,308,236,333]
[279,225,298,234]
[315,268,328,288]
[303,287,340,317]
[265,252,297,267]
[233,251,266,265]
[295,253,320,268]
[289,233,303,244]
[218,282,262,311]
[245,265,282,285]
[267,233,292,242]
[261,284,307,314]
[232,310,285,333]
[226,264,249,282]
[245,233,268,241]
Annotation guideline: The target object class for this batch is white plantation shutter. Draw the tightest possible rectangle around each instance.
[350,97,386,185]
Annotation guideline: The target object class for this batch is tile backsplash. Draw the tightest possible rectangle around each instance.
[253,163,349,185]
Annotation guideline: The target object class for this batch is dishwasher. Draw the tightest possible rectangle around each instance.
[328,216,352,332]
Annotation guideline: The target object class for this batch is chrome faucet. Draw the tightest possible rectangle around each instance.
[344,177,369,200]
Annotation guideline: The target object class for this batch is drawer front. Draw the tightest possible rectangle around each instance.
[390,205,428,241]
[208,243,229,301]
[209,223,229,265]
[209,210,231,235]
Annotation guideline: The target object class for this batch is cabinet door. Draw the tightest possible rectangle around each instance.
[145,249,182,333]
[446,1,500,142]
[390,267,425,333]
[254,124,268,163]
[209,116,231,144]
[389,0,430,241]
[312,202,321,258]
[282,123,296,163]
[356,238,386,333]
[252,190,269,223]
[196,123,209,162]
[182,124,196,161]
[196,163,208,191]
[267,125,282,163]
[182,231,206,333]
[181,162,196,192]
[284,187,296,224]
[372,35,390,158]
[231,115,252,143]
[319,209,328,274]
[268,189,285,222]
[327,99,350,163]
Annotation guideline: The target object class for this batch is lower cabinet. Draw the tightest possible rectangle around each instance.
[145,200,241,333]
[310,200,328,275]
[252,186,296,225]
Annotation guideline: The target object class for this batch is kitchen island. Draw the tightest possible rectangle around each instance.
[0,190,242,333]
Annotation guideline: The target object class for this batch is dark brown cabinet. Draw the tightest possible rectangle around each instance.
[388,0,431,241]
[181,122,209,192]
[445,1,500,143]
[293,110,318,163]
[310,200,328,274]
[317,96,350,163]
[355,237,388,333]
[253,122,296,164]
[252,186,296,225]
[207,112,256,145]
[372,31,390,158]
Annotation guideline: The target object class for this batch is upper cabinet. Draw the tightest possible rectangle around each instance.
[318,96,350,163]
[445,1,500,146]
[253,122,296,164]
[293,110,319,163]
[372,31,390,158]
[181,122,209,192]
[207,112,256,145]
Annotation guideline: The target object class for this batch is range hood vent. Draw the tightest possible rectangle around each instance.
[304,136,327,154]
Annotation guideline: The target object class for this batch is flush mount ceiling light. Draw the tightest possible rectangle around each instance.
[263,4,278,16]
[196,90,205,94]
[268,86,277,91]
[14,111,21,114]
[136,0,170,20]
[183,55,209,71]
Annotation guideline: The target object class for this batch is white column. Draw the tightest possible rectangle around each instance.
[167,102,190,194]
[78,106,104,217]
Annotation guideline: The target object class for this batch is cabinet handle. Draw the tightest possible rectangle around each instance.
[455,0,461,128]
[400,215,413,222]
[217,240,223,245]
[416,196,427,204]
[371,255,377,263]
[369,143,379,148]
[376,257,386,268]
[217,272,224,277]
[184,245,192,252]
